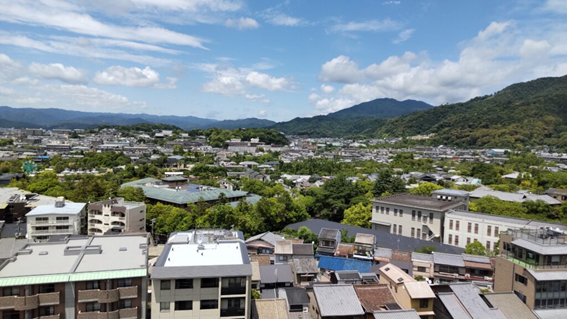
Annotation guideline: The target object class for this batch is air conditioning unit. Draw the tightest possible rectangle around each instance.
[453,273,459,278]
[465,274,470,278]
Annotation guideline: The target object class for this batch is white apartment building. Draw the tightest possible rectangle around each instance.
[25,197,86,242]
[151,229,252,319]
[443,210,567,250]
[370,190,468,242]
[87,197,146,235]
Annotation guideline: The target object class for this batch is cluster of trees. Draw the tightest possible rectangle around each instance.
[185,128,288,148]
[470,196,567,223]
[0,139,13,146]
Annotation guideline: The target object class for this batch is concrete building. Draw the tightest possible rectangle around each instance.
[87,198,146,235]
[371,192,467,242]
[25,198,86,242]
[494,228,567,310]
[444,210,567,250]
[151,229,253,319]
[0,234,148,319]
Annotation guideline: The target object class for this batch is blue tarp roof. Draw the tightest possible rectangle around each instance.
[316,255,371,273]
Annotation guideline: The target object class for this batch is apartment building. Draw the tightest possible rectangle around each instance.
[87,198,146,235]
[0,234,148,319]
[494,228,567,310]
[370,190,467,242]
[444,210,567,250]
[151,229,252,319]
[25,197,86,242]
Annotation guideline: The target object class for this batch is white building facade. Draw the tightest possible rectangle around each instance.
[87,197,146,235]
[25,197,86,242]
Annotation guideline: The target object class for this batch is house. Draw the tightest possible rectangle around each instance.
[291,258,319,286]
[259,264,294,290]
[354,233,375,261]
[544,188,567,203]
[372,310,421,319]
[274,241,314,264]
[353,284,401,315]
[251,299,290,319]
[277,287,310,313]
[432,252,465,284]
[432,283,506,319]
[335,243,354,258]
[87,197,146,235]
[316,228,342,255]
[332,270,363,285]
[246,231,286,255]
[25,197,86,242]
[378,264,436,319]
[411,252,434,280]
[309,285,365,319]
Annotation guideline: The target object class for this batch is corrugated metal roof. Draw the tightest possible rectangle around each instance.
[0,269,146,287]
[69,269,146,281]
[313,285,364,317]
[372,309,421,319]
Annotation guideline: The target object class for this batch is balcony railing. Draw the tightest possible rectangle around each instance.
[117,286,138,299]
[14,295,39,311]
[500,254,567,270]
[118,307,138,319]
[77,310,119,319]
[32,229,73,234]
[78,289,120,303]
[0,292,60,311]
[506,228,567,245]
[221,287,246,295]
[30,220,73,225]
[220,308,245,317]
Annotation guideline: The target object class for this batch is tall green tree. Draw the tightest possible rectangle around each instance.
[465,241,487,256]
[342,203,372,228]
[372,170,406,197]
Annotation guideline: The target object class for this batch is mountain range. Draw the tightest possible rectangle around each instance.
[1,74,567,148]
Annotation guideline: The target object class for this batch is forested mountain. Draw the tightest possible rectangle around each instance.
[201,118,276,129]
[270,98,432,137]
[378,75,567,148]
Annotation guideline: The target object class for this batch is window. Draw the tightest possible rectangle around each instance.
[56,216,69,221]
[160,302,170,312]
[486,241,491,250]
[420,299,429,308]
[35,217,48,223]
[175,301,192,311]
[455,235,459,246]
[39,284,55,294]
[85,303,101,312]
[117,278,132,287]
[467,238,471,245]
[381,206,384,214]
[474,223,479,234]
[3,287,19,296]
[398,225,402,235]
[394,209,398,216]
[417,266,426,272]
[201,278,219,288]
[456,221,460,231]
[411,228,415,238]
[86,281,99,290]
[422,233,427,240]
[467,222,472,233]
[55,226,69,230]
[515,274,528,285]
[412,210,416,221]
[161,280,170,290]
[399,209,403,217]
[448,234,453,245]
[417,229,421,238]
[119,300,132,309]
[39,306,54,316]
[487,225,492,236]
[200,300,218,310]
[393,225,397,234]
[449,220,453,230]
[278,255,288,261]
[417,211,422,221]
[423,216,428,224]
[494,227,499,237]
[175,279,193,289]
[386,207,389,215]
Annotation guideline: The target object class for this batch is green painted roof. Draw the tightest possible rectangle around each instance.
[0,269,146,287]
[140,186,247,205]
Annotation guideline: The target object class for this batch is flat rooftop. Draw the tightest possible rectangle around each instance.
[164,242,246,267]
[26,202,86,216]
[372,193,464,211]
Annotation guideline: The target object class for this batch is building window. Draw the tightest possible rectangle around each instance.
[455,235,459,246]
[398,225,402,235]
[85,303,101,312]
[467,238,471,245]
[39,306,54,316]
[393,225,397,234]
[456,221,460,231]
[39,284,55,294]
[411,228,415,238]
[200,300,219,310]
[423,215,428,224]
[56,216,69,221]
[412,210,416,221]
[86,281,99,290]
[55,226,69,230]
[420,299,429,308]
[515,274,528,285]
[3,287,19,296]
[417,266,426,272]
[117,278,132,287]
[161,280,170,290]
[119,300,132,309]
[399,209,403,217]
[201,278,219,288]
[160,302,170,312]
[381,206,384,214]
[386,207,389,215]
[486,241,491,250]
[494,227,499,237]
[422,233,427,240]
[417,211,422,221]
[417,229,421,238]
[429,213,434,223]
[175,279,193,289]
[449,220,453,230]
[394,209,398,216]
[467,223,472,233]
[448,234,453,245]
[487,226,492,236]
[35,217,48,223]
[175,301,192,311]
[474,223,479,234]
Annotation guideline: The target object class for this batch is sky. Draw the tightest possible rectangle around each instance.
[0,0,567,122]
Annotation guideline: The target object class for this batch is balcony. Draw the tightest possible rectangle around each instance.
[117,286,138,299]
[35,315,60,319]
[38,292,60,305]
[221,308,245,317]
[77,311,119,319]
[221,287,246,295]
[0,292,60,311]
[30,220,73,225]
[78,289,120,303]
[14,295,39,311]
[500,254,567,270]
[118,307,137,319]
[32,228,73,234]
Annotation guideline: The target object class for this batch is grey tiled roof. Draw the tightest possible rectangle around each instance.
[462,254,491,264]
[448,283,506,319]
[433,252,465,267]
[411,252,434,262]
[246,232,285,247]
[292,243,314,255]
[292,258,318,274]
[259,264,294,284]
[372,309,420,319]
[319,228,340,240]
[313,285,364,317]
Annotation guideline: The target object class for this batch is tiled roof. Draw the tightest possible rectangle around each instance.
[433,252,465,267]
[291,258,318,274]
[483,292,538,319]
[371,193,465,211]
[313,285,364,317]
[354,284,398,312]
[372,310,421,319]
[252,299,289,319]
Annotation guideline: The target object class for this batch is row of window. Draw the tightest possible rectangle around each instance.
[447,235,492,249]
[161,278,246,290]
[85,279,132,290]
[377,206,404,217]
[85,300,133,312]
[412,210,434,224]
[448,220,499,237]
[391,224,402,236]
[160,300,218,311]
[35,217,70,222]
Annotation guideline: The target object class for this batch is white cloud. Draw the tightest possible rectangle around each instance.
[330,19,402,33]
[382,1,401,4]
[269,14,306,26]
[245,94,270,104]
[129,0,242,12]
[520,39,552,59]
[225,17,260,30]
[0,1,209,49]
[258,109,267,117]
[245,71,294,91]
[0,53,24,82]
[320,84,335,94]
[29,62,88,84]
[318,55,363,83]
[40,84,144,109]
[393,29,415,44]
[314,98,355,114]
[308,93,320,102]
[94,66,163,87]
[477,21,511,41]
[202,75,246,96]
[542,0,567,14]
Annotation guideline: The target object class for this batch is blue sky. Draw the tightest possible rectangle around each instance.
[0,0,566,121]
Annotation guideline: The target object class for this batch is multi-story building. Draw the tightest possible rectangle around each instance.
[87,198,146,235]
[151,229,253,319]
[370,191,467,242]
[495,228,567,310]
[0,233,148,319]
[25,197,86,242]
[444,210,567,250]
